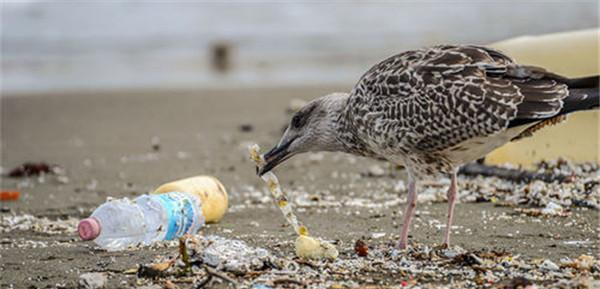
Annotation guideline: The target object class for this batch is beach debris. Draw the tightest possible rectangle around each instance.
[560,255,597,271]
[249,144,305,235]
[248,144,338,260]
[136,285,162,289]
[354,239,368,257]
[515,202,571,217]
[539,259,560,271]
[295,235,338,260]
[201,235,272,274]
[151,136,161,151]
[137,260,174,279]
[493,277,533,289]
[455,161,599,211]
[8,162,55,177]
[134,235,264,288]
[0,214,78,234]
[541,202,567,215]
[239,124,254,132]
[0,191,20,201]
[365,165,385,177]
[130,234,598,289]
[459,162,574,183]
[163,280,179,289]
[78,272,107,289]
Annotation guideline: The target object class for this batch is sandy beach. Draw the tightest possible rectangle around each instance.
[1,88,598,288]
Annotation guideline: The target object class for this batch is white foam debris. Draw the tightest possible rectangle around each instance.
[541,202,564,216]
[79,272,107,289]
[202,235,272,274]
[0,214,78,234]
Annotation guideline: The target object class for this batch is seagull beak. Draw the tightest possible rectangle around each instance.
[257,139,295,176]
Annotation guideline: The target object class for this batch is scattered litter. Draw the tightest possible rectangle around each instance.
[134,235,600,288]
[515,202,571,217]
[249,144,338,260]
[563,240,592,246]
[137,260,174,279]
[78,272,107,289]
[202,235,272,274]
[354,239,368,257]
[365,165,385,177]
[8,162,54,177]
[0,214,78,234]
[0,191,20,201]
[560,255,596,271]
[539,259,560,271]
[295,235,338,260]
[541,202,565,215]
[239,124,254,132]
[151,136,161,151]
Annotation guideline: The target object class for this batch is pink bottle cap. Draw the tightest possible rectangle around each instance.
[78,217,101,241]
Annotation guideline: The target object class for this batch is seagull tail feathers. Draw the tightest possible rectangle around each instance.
[561,75,599,115]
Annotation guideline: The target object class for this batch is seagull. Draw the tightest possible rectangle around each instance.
[257,45,599,249]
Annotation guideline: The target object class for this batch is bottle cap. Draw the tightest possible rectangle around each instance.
[78,217,101,241]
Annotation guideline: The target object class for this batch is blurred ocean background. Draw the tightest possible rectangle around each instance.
[2,1,598,95]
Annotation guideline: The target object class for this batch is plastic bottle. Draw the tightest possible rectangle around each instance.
[78,176,228,250]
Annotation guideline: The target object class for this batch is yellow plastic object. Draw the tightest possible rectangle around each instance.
[295,235,339,260]
[486,29,599,166]
[154,176,228,223]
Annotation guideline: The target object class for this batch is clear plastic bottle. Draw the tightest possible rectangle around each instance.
[78,192,204,250]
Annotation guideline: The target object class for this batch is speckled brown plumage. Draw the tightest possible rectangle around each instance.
[337,45,577,178]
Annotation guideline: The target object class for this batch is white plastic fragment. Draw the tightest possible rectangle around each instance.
[79,272,107,289]
[541,202,564,216]
[540,259,560,271]
[202,236,271,274]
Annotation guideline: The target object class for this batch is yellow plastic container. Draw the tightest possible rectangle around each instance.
[153,176,228,223]
[486,29,599,166]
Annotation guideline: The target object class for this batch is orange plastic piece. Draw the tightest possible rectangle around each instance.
[0,191,20,201]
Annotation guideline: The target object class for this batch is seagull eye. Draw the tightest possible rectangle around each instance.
[291,114,304,128]
[290,103,317,129]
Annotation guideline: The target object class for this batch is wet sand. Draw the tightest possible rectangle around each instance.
[1,88,598,288]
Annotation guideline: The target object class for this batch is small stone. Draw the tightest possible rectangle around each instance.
[239,124,254,132]
[393,180,406,193]
[56,175,70,184]
[541,202,563,215]
[78,272,107,289]
[151,136,161,151]
[367,165,385,177]
[354,239,368,257]
[539,259,560,271]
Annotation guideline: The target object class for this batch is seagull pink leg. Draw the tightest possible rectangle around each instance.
[443,171,458,247]
[398,177,417,249]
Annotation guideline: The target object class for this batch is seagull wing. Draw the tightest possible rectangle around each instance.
[347,45,569,152]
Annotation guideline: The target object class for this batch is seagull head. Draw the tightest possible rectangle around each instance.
[258,92,349,176]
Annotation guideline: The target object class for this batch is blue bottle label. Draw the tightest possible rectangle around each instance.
[154,192,198,240]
